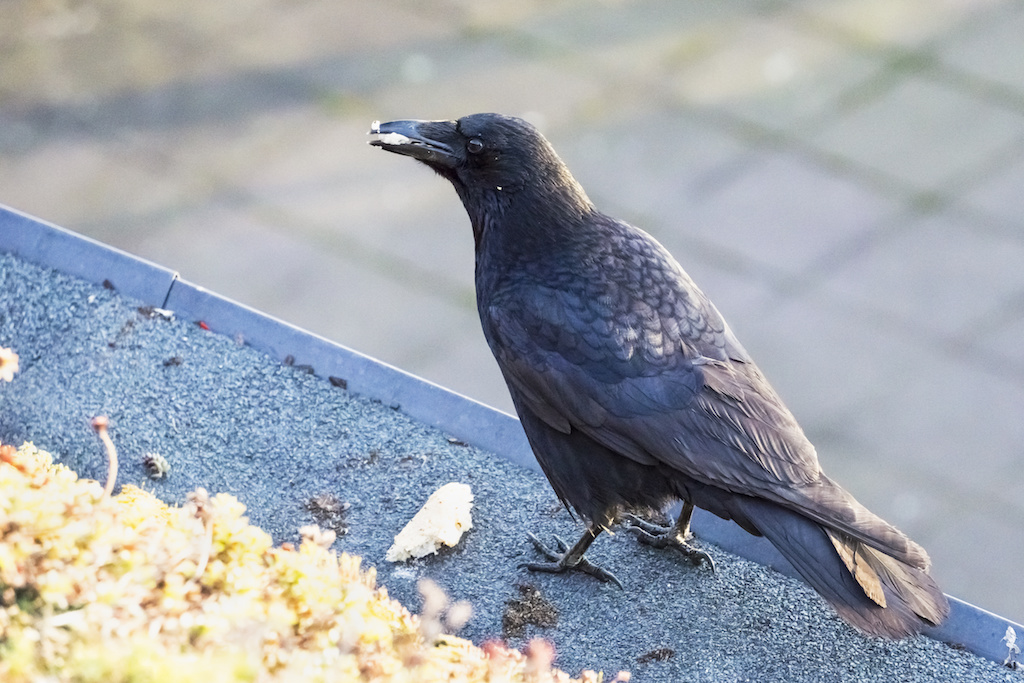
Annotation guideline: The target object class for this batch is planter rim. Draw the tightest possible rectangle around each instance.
[1,202,1020,666]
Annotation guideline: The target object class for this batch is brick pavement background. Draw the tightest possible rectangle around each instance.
[1,0,1022,623]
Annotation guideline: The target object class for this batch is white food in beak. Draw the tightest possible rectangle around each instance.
[376,132,412,145]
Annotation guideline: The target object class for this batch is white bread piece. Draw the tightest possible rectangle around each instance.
[385,482,474,562]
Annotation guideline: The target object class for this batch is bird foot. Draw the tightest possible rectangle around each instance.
[621,514,716,572]
[521,532,623,589]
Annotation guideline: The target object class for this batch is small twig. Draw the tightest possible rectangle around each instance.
[90,416,118,498]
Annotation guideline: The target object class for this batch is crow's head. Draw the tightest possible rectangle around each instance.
[369,114,592,228]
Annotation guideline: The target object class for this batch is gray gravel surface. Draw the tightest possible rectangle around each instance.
[0,251,1017,682]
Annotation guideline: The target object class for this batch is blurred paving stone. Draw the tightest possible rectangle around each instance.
[441,0,575,34]
[371,51,607,129]
[790,0,1004,49]
[554,111,749,226]
[974,308,1024,374]
[812,77,1024,191]
[814,215,1024,339]
[963,154,1024,229]
[0,0,458,107]
[848,345,1024,507]
[265,175,477,297]
[0,135,190,230]
[715,293,933,438]
[714,54,884,134]
[940,1,1024,91]
[668,14,884,132]
[934,508,1024,621]
[670,150,899,275]
[235,115,480,296]
[414,332,514,413]
[0,108,345,233]
[519,0,759,52]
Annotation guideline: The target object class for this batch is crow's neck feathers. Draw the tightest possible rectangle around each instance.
[461,151,595,264]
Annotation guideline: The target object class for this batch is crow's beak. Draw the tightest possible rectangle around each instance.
[368,119,459,168]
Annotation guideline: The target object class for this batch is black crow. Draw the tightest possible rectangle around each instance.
[369,113,949,638]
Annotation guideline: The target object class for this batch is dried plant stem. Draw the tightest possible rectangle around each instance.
[187,489,214,582]
[192,517,214,582]
[90,416,118,498]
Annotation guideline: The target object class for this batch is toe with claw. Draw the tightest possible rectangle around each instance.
[521,527,623,589]
[622,503,716,572]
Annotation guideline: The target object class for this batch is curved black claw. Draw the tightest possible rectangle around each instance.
[521,532,624,589]
[621,514,716,572]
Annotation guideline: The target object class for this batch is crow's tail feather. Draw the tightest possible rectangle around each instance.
[730,496,949,638]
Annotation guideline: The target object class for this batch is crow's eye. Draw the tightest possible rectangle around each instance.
[467,138,484,154]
